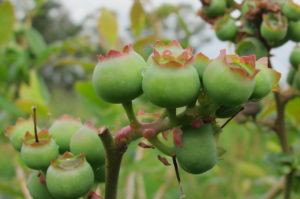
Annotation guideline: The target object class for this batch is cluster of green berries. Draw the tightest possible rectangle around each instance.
[200,0,300,59]
[5,115,105,199]
[92,41,280,174]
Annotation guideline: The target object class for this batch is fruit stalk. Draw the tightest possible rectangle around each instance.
[268,56,293,199]
[122,101,140,128]
[32,106,39,143]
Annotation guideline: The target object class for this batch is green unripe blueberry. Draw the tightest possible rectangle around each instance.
[92,45,147,103]
[214,15,238,41]
[193,53,210,79]
[5,118,38,151]
[260,13,288,45]
[250,59,281,101]
[94,165,105,183]
[143,42,200,108]
[282,0,300,21]
[290,46,300,69]
[236,37,268,59]
[27,171,54,199]
[203,52,256,107]
[293,71,300,89]
[288,20,300,42]
[70,124,105,167]
[46,153,94,199]
[21,130,59,170]
[216,105,242,118]
[176,124,218,174]
[203,0,226,18]
[49,115,82,153]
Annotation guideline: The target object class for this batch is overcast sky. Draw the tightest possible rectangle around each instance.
[60,0,299,84]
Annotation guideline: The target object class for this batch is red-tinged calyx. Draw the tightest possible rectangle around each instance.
[23,129,52,146]
[152,46,194,68]
[256,57,281,92]
[263,13,287,30]
[96,44,133,62]
[195,52,210,62]
[217,50,258,80]
[51,152,85,170]
[173,128,183,147]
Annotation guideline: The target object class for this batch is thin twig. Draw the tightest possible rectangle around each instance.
[221,107,244,129]
[263,177,285,199]
[16,165,32,199]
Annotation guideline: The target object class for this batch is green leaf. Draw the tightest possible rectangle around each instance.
[98,9,118,48]
[0,1,15,46]
[237,161,265,178]
[25,28,47,57]
[0,96,21,116]
[130,0,146,37]
[16,70,49,116]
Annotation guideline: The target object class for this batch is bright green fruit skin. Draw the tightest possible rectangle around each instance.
[288,20,300,42]
[290,46,300,69]
[236,38,268,59]
[203,0,226,17]
[216,105,242,118]
[282,0,300,21]
[203,60,255,107]
[6,120,37,151]
[249,64,272,101]
[94,166,105,183]
[70,126,105,167]
[92,51,147,103]
[215,16,237,41]
[142,64,200,108]
[27,171,54,199]
[260,14,288,44]
[21,139,59,170]
[176,125,218,174]
[46,157,94,199]
[49,118,82,153]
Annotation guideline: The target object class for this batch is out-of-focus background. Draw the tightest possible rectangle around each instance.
[0,0,300,199]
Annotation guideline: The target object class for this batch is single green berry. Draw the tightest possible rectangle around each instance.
[46,152,94,199]
[193,52,210,79]
[142,41,200,108]
[203,51,257,107]
[290,46,300,69]
[288,20,300,42]
[94,165,105,183]
[236,37,268,59]
[27,171,54,199]
[260,13,288,46]
[21,130,59,170]
[176,124,218,174]
[216,105,242,118]
[250,58,281,101]
[5,118,39,151]
[70,124,105,167]
[214,15,238,41]
[202,0,226,18]
[49,115,82,153]
[282,0,300,21]
[92,45,147,103]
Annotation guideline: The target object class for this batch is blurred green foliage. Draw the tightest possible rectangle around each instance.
[0,0,299,199]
